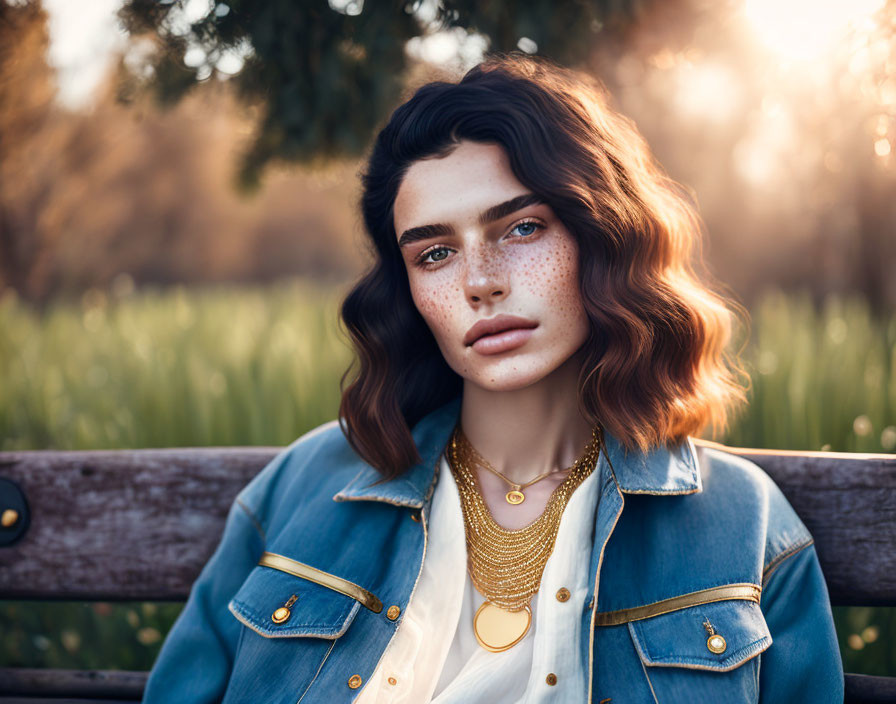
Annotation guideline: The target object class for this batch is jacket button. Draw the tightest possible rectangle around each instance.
[348,674,363,689]
[546,673,558,686]
[556,588,570,602]
[271,607,291,624]
[386,605,401,620]
[707,634,727,654]
[410,510,422,522]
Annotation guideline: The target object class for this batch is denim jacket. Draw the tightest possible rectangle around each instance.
[142,395,844,703]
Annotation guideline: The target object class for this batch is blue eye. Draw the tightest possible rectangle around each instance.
[511,220,542,237]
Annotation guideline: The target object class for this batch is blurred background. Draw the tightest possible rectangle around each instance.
[1,0,894,677]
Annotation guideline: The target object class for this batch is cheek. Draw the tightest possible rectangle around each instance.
[408,275,460,340]
[521,237,582,308]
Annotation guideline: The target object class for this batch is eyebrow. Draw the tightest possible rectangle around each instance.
[397,193,546,249]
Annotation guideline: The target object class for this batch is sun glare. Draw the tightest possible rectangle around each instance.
[743,0,887,63]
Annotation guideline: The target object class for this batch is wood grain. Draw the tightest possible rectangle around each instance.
[0,448,277,600]
[709,444,896,606]
[0,444,894,605]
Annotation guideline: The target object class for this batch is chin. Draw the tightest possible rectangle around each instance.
[458,356,562,392]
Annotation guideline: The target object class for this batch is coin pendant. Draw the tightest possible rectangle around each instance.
[473,601,531,652]
[505,490,525,504]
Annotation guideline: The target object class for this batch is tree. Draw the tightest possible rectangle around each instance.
[118,0,650,188]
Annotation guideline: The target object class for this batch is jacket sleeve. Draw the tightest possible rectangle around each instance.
[758,540,844,702]
[141,495,265,703]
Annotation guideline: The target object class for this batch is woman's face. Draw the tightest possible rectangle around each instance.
[393,140,591,392]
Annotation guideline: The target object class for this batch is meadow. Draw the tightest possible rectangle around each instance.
[1,279,894,675]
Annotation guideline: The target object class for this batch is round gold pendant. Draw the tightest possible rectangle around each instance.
[473,601,531,652]
[505,490,525,504]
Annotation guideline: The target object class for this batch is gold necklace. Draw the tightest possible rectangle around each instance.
[446,424,602,652]
[453,427,578,504]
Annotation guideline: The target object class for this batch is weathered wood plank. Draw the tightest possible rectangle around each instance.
[698,442,896,606]
[1,445,894,605]
[0,448,277,600]
[0,668,145,699]
[844,672,896,703]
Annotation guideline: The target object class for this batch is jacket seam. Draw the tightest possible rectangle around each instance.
[296,639,337,704]
[235,496,266,543]
[761,538,814,586]
[638,655,660,704]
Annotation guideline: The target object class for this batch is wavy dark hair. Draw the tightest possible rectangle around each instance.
[338,52,748,481]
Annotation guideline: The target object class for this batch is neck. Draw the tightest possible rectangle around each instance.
[458,347,596,486]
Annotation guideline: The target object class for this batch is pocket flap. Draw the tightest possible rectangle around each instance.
[628,597,772,671]
[228,560,362,639]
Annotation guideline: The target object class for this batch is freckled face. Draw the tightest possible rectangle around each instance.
[393,140,590,391]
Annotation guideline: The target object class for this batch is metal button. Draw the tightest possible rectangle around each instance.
[348,674,363,689]
[410,510,421,522]
[271,607,291,624]
[707,634,727,654]
[387,677,397,686]
[546,673,558,686]
[556,588,571,602]
[386,605,401,620]
[272,594,297,624]
[1,509,18,528]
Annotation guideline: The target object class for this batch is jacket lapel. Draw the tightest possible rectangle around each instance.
[332,396,462,508]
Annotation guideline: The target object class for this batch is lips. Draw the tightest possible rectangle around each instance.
[464,314,539,347]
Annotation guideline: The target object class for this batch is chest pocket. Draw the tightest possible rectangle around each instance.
[224,552,383,704]
[228,551,382,639]
[599,583,771,704]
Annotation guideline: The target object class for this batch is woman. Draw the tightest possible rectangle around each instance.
[142,53,843,703]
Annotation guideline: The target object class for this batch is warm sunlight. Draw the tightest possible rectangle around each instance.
[742,0,887,63]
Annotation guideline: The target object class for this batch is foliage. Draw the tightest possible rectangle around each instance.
[0,281,894,675]
[117,0,650,188]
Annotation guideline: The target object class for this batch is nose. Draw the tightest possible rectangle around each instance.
[464,247,508,304]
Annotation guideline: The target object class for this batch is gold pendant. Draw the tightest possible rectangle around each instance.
[473,601,531,652]
[505,489,525,504]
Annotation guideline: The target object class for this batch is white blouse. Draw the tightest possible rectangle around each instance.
[355,451,601,703]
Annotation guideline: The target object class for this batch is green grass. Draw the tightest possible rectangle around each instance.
[725,290,896,454]
[0,279,352,451]
[0,280,893,675]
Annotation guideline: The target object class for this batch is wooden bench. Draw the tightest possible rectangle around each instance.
[0,443,894,703]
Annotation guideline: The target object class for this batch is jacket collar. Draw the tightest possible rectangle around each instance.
[332,395,701,507]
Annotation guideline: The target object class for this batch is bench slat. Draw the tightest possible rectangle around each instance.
[0,667,145,698]
[1,445,894,606]
[714,445,896,606]
[0,448,276,600]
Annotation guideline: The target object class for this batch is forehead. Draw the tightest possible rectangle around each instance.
[393,141,528,236]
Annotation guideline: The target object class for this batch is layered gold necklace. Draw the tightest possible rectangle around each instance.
[446,424,602,652]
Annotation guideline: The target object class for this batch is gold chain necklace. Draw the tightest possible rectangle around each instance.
[455,427,579,505]
[446,424,602,652]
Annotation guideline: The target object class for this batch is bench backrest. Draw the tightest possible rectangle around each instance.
[0,443,894,702]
